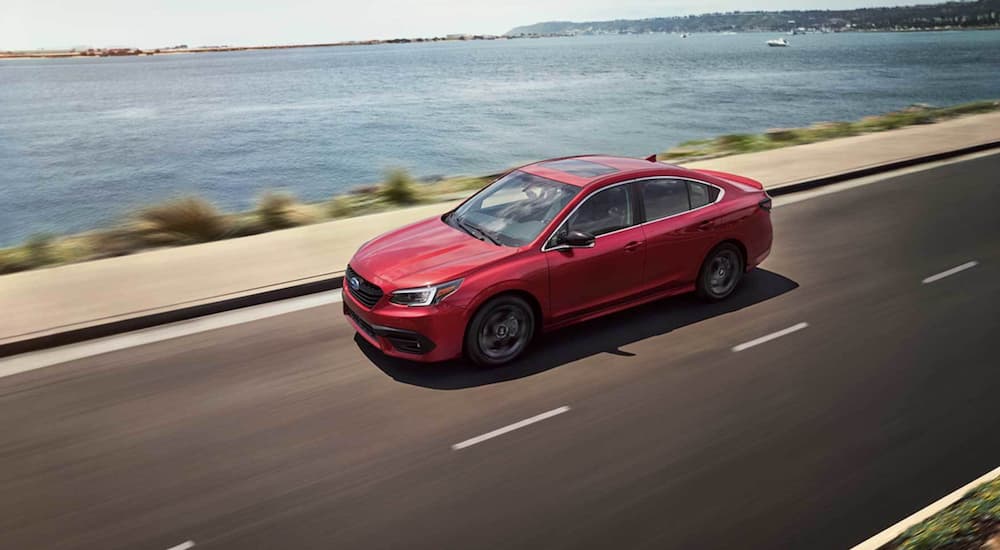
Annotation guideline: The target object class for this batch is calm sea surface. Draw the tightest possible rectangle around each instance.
[2,31,999,245]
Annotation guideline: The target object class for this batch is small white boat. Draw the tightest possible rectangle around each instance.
[767,38,789,47]
[681,33,689,38]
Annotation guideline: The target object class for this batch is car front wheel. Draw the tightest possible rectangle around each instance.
[697,243,744,301]
[465,295,535,367]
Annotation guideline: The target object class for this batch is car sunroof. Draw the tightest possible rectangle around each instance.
[539,159,620,178]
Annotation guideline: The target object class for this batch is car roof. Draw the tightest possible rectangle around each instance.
[519,155,685,187]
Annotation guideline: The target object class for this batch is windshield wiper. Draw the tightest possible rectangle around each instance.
[473,226,501,246]
[454,216,500,246]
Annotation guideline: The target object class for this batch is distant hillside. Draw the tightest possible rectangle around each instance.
[507,0,1000,35]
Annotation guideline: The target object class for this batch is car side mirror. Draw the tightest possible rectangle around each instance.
[563,230,595,248]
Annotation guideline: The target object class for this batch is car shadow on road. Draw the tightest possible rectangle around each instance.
[358,268,799,390]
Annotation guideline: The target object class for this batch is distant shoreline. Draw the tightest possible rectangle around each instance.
[0,35,512,60]
[3,27,998,60]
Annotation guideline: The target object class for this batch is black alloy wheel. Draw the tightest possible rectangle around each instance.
[465,295,535,366]
[697,243,745,301]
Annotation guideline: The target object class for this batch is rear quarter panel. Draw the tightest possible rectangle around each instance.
[711,193,772,270]
[681,169,772,270]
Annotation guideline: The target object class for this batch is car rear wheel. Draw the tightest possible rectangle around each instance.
[465,295,535,367]
[697,243,744,301]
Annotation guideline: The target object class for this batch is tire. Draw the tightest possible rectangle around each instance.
[465,295,535,367]
[696,243,744,301]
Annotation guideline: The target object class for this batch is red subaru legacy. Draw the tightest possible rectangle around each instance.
[344,155,772,366]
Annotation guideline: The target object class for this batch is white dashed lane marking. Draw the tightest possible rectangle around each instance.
[922,261,979,284]
[452,406,571,450]
[732,322,809,353]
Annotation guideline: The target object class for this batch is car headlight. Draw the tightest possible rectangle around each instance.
[389,279,463,307]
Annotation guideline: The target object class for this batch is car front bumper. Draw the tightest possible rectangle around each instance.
[343,288,466,363]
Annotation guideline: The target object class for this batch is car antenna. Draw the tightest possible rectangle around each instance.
[645,154,658,162]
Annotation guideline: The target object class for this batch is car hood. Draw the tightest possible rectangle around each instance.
[349,216,518,290]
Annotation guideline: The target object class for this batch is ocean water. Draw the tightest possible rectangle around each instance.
[1,31,999,245]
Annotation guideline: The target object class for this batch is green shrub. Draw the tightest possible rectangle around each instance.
[87,229,145,258]
[678,138,714,148]
[256,192,300,230]
[809,121,858,139]
[25,233,56,266]
[350,184,380,195]
[891,477,1000,550]
[907,110,937,125]
[327,196,354,218]
[939,100,999,117]
[878,113,911,130]
[380,168,418,205]
[717,133,755,147]
[661,146,708,160]
[134,196,228,245]
[765,128,802,142]
[715,133,759,152]
[0,248,30,274]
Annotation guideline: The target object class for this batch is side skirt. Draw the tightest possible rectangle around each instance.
[543,282,696,333]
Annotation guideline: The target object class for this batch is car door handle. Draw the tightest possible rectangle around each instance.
[624,241,643,252]
[697,220,715,230]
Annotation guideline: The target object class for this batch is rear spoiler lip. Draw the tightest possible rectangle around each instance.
[689,168,766,192]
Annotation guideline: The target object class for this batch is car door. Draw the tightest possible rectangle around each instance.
[637,178,724,292]
[544,184,646,322]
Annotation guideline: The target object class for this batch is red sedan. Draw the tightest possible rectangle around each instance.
[344,155,773,366]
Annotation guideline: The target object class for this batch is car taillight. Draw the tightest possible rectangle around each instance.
[758,196,773,211]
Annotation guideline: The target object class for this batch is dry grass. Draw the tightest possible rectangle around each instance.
[132,197,229,245]
[659,99,1000,161]
[256,191,315,230]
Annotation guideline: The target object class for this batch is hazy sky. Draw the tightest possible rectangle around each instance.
[3,0,923,50]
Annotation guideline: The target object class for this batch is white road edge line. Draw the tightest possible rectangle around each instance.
[732,322,809,352]
[772,149,1000,209]
[166,541,195,550]
[453,406,571,451]
[0,291,342,379]
[851,465,1000,550]
[922,261,979,284]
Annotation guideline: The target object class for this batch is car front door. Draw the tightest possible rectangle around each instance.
[544,184,646,322]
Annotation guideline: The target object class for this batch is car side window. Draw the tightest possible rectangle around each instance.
[689,181,721,208]
[689,181,711,208]
[564,186,633,238]
[640,179,690,220]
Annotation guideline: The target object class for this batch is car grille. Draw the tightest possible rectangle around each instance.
[345,265,384,309]
[346,307,377,338]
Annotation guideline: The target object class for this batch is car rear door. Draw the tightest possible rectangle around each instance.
[636,178,724,292]
[544,184,646,322]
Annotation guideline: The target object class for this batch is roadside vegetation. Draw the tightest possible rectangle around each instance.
[882,475,1000,550]
[0,99,996,276]
[0,169,492,275]
[658,100,1000,161]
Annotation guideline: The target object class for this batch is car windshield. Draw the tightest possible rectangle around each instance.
[449,171,580,247]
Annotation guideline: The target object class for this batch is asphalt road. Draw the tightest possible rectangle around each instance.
[1,154,999,550]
